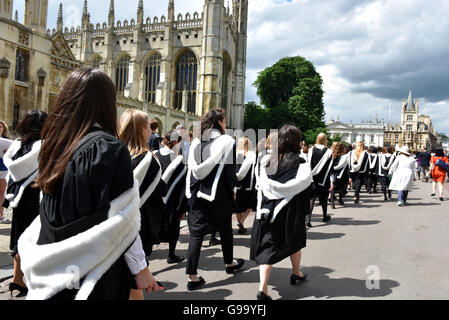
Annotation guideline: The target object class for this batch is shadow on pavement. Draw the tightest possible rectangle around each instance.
[306,232,346,240]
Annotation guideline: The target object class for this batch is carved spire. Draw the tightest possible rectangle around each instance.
[137,0,144,25]
[108,0,115,27]
[168,0,175,21]
[57,3,63,32]
[82,0,90,27]
[14,10,18,22]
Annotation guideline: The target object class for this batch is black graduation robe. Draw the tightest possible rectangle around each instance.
[332,154,350,193]
[309,146,333,197]
[37,130,134,300]
[234,151,257,213]
[250,153,311,265]
[4,140,41,255]
[131,151,166,256]
[154,148,188,242]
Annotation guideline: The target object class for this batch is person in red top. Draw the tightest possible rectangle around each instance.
[430,149,449,201]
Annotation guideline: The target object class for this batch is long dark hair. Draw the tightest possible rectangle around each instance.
[37,67,118,195]
[15,110,48,145]
[277,124,302,162]
[201,109,225,136]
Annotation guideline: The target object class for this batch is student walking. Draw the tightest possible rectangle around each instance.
[185,109,245,291]
[250,125,312,301]
[234,137,257,234]
[3,111,47,297]
[154,130,188,264]
[19,67,160,300]
[306,133,333,228]
[349,142,369,204]
[430,149,449,201]
[330,142,350,209]
[389,146,416,207]
[378,147,394,201]
[366,146,379,194]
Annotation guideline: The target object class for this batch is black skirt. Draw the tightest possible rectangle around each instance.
[9,186,40,256]
[250,192,308,265]
[234,187,257,213]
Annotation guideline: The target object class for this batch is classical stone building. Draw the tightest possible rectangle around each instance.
[384,90,440,150]
[52,0,248,132]
[327,116,386,147]
[0,0,80,129]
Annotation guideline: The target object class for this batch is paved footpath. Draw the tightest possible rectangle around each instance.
[1,180,448,300]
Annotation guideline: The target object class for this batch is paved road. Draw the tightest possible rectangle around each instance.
[1,180,448,300]
[146,179,449,300]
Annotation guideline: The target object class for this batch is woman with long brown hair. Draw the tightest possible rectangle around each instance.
[251,124,312,300]
[18,67,159,300]
[349,141,369,204]
[185,108,245,291]
[3,111,47,297]
[0,120,12,224]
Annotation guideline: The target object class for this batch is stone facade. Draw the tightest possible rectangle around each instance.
[52,0,248,130]
[384,90,440,150]
[0,0,81,129]
[327,117,386,147]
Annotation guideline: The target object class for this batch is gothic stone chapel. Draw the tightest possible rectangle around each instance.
[58,0,248,131]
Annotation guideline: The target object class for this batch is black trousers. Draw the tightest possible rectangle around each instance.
[307,185,329,224]
[353,172,367,197]
[366,174,378,192]
[186,199,234,275]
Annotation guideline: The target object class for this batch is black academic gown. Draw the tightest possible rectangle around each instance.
[5,140,41,256]
[187,137,237,236]
[310,147,333,198]
[38,130,134,300]
[366,153,379,191]
[234,152,257,213]
[154,149,188,243]
[332,155,350,194]
[131,151,166,256]
[378,154,394,192]
[250,154,310,265]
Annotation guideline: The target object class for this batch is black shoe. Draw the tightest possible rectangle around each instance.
[354,198,359,204]
[323,216,331,223]
[384,196,388,201]
[440,197,444,201]
[9,283,28,298]
[225,259,245,274]
[257,291,273,301]
[306,222,313,228]
[209,238,221,247]
[237,222,247,234]
[290,273,308,285]
[187,277,206,291]
[167,255,185,264]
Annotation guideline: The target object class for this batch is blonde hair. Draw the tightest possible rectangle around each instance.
[237,137,249,156]
[316,133,327,146]
[0,120,12,139]
[118,109,150,157]
[331,141,340,159]
[355,141,365,161]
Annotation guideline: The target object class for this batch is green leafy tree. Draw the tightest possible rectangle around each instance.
[250,56,326,134]
[243,101,268,131]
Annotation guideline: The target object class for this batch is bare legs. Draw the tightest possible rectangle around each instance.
[258,250,304,296]
[12,254,26,288]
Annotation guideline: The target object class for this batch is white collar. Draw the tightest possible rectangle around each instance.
[159,146,174,156]
[315,144,326,149]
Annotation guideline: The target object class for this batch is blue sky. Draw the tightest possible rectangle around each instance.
[12,0,449,135]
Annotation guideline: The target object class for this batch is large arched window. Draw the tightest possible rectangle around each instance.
[174,50,198,113]
[221,55,231,111]
[115,55,131,93]
[144,53,161,103]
